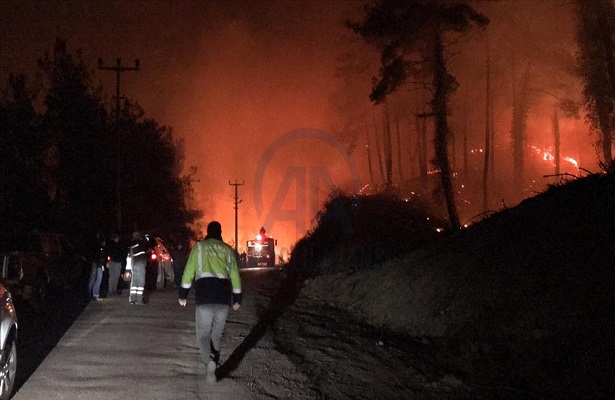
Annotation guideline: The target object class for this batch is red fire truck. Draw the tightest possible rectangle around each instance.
[245,227,276,268]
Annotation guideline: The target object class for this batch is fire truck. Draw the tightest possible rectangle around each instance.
[245,227,276,268]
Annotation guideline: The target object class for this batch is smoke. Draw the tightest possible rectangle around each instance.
[149,1,365,252]
[0,0,603,249]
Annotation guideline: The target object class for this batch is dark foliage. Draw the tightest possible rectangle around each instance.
[348,0,488,103]
[289,192,448,276]
[575,0,615,164]
[37,38,115,241]
[0,74,51,245]
[0,38,199,253]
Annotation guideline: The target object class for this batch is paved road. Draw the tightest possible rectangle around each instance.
[11,270,281,400]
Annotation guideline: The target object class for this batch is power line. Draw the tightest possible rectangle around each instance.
[97,57,140,232]
[229,180,244,252]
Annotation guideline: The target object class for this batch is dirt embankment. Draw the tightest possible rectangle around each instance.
[290,173,615,398]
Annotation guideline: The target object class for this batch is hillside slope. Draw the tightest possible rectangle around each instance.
[297,172,615,398]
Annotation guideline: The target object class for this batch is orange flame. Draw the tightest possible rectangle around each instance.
[563,157,579,168]
[530,146,579,169]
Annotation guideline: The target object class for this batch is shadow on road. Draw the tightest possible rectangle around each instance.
[216,267,307,380]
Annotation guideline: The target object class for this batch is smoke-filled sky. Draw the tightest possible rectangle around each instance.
[0,0,601,253]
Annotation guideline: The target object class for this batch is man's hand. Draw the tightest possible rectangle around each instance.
[179,299,187,307]
[232,303,240,311]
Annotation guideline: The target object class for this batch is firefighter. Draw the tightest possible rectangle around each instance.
[127,230,149,305]
[179,221,242,383]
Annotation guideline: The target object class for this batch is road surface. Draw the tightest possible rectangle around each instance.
[12,267,475,400]
[11,268,316,400]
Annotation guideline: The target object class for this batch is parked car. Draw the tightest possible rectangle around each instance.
[0,282,17,400]
[0,251,50,302]
[25,230,87,289]
[145,235,173,290]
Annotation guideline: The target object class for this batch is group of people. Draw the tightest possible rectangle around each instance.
[87,221,243,384]
[87,230,188,304]
[87,231,124,301]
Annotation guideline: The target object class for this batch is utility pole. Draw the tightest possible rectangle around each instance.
[229,180,244,252]
[97,57,140,233]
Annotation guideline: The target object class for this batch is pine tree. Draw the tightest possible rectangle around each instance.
[348,0,488,229]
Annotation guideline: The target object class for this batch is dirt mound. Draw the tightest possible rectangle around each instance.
[298,173,615,397]
[289,193,448,275]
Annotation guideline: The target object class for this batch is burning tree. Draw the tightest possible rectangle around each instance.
[348,0,488,230]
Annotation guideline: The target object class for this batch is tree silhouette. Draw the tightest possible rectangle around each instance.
[0,73,49,237]
[348,0,488,229]
[119,100,199,236]
[575,0,615,166]
[0,38,200,251]
[37,38,115,238]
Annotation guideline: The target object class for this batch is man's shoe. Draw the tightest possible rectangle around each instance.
[206,360,217,383]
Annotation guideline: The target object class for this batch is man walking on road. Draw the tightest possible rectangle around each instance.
[179,221,242,384]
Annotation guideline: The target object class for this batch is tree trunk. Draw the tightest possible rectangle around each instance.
[511,63,531,194]
[395,115,404,182]
[490,84,495,177]
[372,107,385,184]
[365,124,375,184]
[432,31,460,230]
[599,0,615,163]
[416,89,429,188]
[415,113,428,187]
[552,109,560,175]
[408,115,416,177]
[483,38,491,212]
[383,101,393,187]
[463,114,469,178]
[597,101,613,165]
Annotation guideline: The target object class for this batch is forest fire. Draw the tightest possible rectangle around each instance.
[530,145,580,171]
[0,0,609,258]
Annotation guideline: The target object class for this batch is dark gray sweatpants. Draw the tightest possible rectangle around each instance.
[195,304,230,365]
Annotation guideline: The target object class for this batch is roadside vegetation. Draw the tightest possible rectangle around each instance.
[0,38,201,253]
[289,192,448,276]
